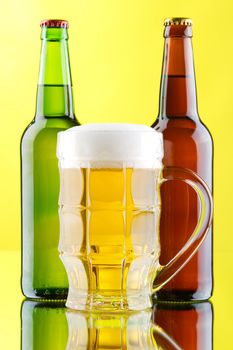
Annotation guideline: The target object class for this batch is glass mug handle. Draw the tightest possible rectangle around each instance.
[153,166,213,292]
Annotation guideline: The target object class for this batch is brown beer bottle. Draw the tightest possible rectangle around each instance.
[153,302,213,350]
[152,18,213,300]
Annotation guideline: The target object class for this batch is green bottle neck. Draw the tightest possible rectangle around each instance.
[35,27,75,119]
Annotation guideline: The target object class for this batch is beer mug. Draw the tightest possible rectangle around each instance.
[57,124,212,311]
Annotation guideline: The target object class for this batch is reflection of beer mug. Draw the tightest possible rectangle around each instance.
[66,310,182,350]
[57,124,212,311]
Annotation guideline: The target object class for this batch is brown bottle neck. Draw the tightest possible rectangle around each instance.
[158,25,199,120]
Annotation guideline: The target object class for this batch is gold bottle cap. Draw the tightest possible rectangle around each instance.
[164,18,192,26]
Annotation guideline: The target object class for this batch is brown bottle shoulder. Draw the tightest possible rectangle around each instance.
[153,117,212,144]
[152,117,213,173]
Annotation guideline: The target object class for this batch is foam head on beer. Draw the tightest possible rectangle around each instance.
[57,123,163,168]
[57,123,164,311]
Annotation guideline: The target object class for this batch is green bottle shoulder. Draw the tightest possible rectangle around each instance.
[21,117,79,145]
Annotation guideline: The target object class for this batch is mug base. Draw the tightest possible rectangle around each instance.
[66,292,152,312]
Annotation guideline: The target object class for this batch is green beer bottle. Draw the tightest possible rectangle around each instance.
[21,19,79,298]
[21,301,67,350]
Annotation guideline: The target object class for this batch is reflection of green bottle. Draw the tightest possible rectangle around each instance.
[21,301,67,350]
[21,19,79,298]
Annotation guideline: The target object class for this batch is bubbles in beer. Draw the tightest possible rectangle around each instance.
[59,166,162,310]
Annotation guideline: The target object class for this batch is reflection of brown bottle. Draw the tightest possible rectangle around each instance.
[153,18,213,301]
[153,302,213,350]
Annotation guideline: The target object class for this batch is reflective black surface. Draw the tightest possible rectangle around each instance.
[21,300,213,349]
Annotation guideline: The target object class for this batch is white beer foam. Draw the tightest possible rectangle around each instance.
[57,123,163,168]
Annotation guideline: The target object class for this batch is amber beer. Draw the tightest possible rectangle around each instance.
[153,18,213,300]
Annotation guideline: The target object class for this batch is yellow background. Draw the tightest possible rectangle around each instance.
[0,0,232,348]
